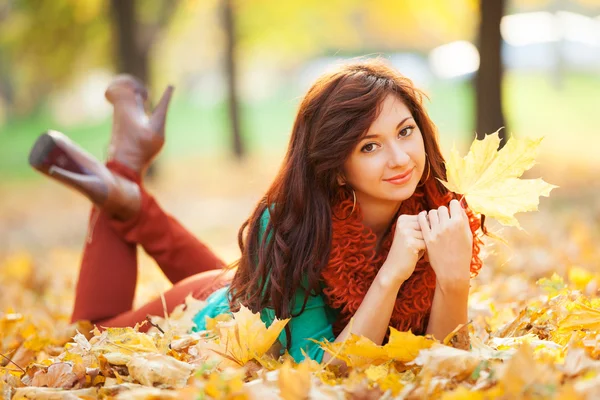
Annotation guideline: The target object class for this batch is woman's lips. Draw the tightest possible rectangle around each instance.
[384,168,414,185]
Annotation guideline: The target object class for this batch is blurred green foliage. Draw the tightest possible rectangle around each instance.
[0,0,110,114]
[3,71,600,181]
[1,0,599,181]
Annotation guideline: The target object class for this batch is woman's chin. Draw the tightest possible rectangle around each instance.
[384,185,419,202]
[357,185,418,205]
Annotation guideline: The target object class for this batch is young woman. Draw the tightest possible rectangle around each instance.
[29,59,482,365]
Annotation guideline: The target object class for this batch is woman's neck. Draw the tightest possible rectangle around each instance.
[356,194,401,239]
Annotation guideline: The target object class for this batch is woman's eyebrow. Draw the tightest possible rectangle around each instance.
[361,116,414,139]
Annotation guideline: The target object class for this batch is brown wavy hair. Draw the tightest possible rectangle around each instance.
[228,58,482,347]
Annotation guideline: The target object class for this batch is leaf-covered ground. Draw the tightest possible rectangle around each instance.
[1,156,599,399]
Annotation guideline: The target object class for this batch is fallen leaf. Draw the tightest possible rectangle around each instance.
[561,346,600,377]
[203,368,246,399]
[30,362,84,389]
[317,334,388,368]
[127,353,195,388]
[208,305,289,366]
[278,360,311,400]
[92,327,158,355]
[496,344,559,397]
[12,387,97,399]
[384,328,436,362]
[409,344,481,380]
[558,302,600,333]
[440,386,485,400]
[148,294,207,337]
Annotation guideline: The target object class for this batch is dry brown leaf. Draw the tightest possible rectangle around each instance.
[561,346,600,377]
[12,386,97,399]
[29,362,84,389]
[409,344,481,380]
[127,353,195,388]
[496,344,560,397]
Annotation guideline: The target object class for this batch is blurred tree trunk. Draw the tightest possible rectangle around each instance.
[475,0,507,149]
[0,3,14,113]
[0,53,14,113]
[109,0,148,83]
[223,0,244,159]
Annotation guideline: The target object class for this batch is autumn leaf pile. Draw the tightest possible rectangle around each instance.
[2,133,600,399]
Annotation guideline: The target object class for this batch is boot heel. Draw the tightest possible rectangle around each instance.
[29,131,87,175]
[28,130,141,220]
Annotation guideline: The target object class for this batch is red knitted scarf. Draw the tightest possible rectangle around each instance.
[320,181,482,337]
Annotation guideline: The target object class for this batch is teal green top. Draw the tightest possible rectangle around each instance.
[191,209,338,363]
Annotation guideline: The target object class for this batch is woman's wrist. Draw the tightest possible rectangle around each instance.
[435,272,470,295]
[377,261,410,290]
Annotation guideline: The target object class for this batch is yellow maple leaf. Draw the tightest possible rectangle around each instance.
[557,302,600,334]
[211,306,289,366]
[363,364,405,396]
[92,327,158,354]
[441,130,557,228]
[364,364,389,381]
[440,386,485,400]
[372,369,405,396]
[205,313,233,333]
[203,368,246,400]
[278,359,312,400]
[316,334,388,368]
[383,328,436,362]
[317,329,435,368]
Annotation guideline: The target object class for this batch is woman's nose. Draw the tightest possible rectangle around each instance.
[387,143,410,168]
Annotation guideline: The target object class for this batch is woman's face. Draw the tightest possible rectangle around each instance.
[342,94,426,207]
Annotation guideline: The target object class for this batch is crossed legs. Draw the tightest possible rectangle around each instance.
[29,76,233,329]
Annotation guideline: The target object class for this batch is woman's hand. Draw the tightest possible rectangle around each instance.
[418,199,473,292]
[382,214,426,285]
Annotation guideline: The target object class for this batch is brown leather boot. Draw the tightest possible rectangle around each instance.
[29,130,141,221]
[105,75,174,176]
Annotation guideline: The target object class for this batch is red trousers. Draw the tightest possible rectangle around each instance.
[71,162,234,328]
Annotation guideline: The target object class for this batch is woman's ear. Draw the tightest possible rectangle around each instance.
[336,173,346,186]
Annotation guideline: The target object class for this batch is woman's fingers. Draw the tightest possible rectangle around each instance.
[418,211,431,240]
[449,199,465,220]
[412,237,426,251]
[428,209,439,230]
[398,214,419,222]
[397,218,424,238]
[438,206,450,224]
[397,214,421,229]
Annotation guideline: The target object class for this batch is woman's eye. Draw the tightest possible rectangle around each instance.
[399,126,414,137]
[361,143,377,153]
